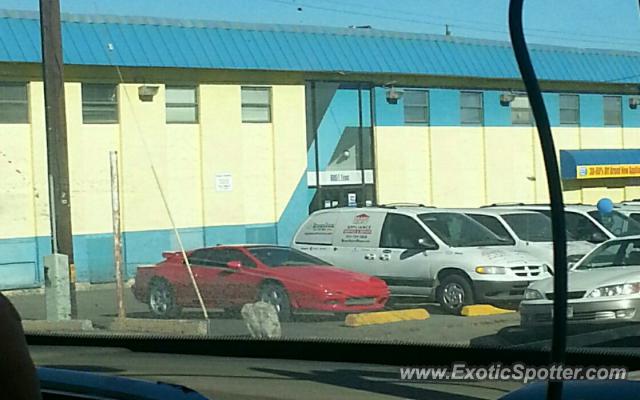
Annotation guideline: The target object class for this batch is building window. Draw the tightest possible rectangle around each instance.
[460,92,483,125]
[604,95,622,127]
[166,86,198,123]
[241,87,271,123]
[403,90,429,124]
[0,82,28,124]
[511,95,533,126]
[559,94,579,126]
[82,83,118,124]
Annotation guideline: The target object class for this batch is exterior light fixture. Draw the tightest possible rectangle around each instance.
[385,87,403,104]
[629,96,640,110]
[499,91,516,106]
[138,85,159,102]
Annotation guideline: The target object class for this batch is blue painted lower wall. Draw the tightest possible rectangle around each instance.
[0,221,298,288]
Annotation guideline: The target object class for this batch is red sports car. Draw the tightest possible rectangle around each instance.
[132,245,389,320]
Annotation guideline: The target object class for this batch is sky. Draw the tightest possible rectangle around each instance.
[2,0,640,52]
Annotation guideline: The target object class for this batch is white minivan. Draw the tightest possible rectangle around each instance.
[457,208,596,267]
[292,206,550,314]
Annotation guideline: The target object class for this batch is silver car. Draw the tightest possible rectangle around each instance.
[520,236,640,327]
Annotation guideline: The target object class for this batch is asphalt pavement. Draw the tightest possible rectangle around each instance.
[5,285,521,344]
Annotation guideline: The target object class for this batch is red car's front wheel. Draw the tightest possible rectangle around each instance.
[259,282,292,322]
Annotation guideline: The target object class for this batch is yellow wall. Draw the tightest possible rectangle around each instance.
[374,125,640,208]
[1,81,307,242]
[374,126,431,205]
[484,127,536,204]
[430,127,486,207]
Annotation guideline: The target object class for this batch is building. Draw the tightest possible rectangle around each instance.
[2,10,640,288]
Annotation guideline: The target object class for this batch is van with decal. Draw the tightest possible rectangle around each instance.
[292,206,551,314]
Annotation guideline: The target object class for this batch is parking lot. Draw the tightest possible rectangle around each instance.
[7,284,521,345]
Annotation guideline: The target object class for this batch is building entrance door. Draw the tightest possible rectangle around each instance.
[306,82,376,213]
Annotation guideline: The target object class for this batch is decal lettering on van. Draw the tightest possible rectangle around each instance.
[342,213,373,243]
[306,222,335,236]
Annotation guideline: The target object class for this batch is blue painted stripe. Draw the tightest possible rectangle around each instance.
[430,89,460,126]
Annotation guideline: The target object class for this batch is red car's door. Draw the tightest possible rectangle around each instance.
[185,248,226,308]
[210,248,264,308]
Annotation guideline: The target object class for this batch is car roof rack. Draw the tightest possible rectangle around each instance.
[480,202,526,208]
[377,202,434,209]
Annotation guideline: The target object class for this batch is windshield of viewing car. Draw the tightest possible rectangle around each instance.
[10,2,640,387]
[588,210,640,237]
[249,248,330,267]
[576,239,640,270]
[502,213,556,242]
[418,213,514,247]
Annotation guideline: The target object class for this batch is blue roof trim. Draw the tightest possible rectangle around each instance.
[560,149,640,179]
[3,9,640,83]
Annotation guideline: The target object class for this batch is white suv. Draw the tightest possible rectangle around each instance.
[292,206,550,314]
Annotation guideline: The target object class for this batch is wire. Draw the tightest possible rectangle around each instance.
[103,47,209,321]
[262,0,640,49]
[509,3,567,400]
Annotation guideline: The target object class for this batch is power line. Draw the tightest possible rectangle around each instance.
[313,0,640,44]
[261,0,640,48]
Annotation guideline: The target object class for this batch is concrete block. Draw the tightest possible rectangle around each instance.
[23,319,94,332]
[108,318,210,336]
[344,308,429,327]
[461,304,516,317]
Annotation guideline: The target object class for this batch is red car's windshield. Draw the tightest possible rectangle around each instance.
[249,247,331,267]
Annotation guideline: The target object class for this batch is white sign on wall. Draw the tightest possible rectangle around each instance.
[215,173,233,192]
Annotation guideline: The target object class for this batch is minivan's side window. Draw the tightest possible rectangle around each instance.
[380,214,436,249]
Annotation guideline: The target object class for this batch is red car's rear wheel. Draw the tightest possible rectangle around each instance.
[149,279,182,318]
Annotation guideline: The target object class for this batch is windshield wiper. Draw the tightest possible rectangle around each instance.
[509,1,569,400]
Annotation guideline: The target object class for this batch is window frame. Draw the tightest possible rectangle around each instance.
[511,95,533,126]
[241,86,272,123]
[559,94,580,126]
[81,83,119,124]
[460,91,483,126]
[0,81,29,124]
[165,85,199,124]
[403,89,429,125]
[603,95,622,127]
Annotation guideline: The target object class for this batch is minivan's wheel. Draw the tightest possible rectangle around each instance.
[436,275,474,315]
[259,282,292,322]
[149,279,181,318]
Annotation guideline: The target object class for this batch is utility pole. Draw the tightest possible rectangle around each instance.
[39,0,77,318]
[110,151,126,319]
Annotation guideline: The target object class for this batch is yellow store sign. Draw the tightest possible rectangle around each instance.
[576,164,640,179]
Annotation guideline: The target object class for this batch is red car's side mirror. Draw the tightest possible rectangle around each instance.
[226,260,242,270]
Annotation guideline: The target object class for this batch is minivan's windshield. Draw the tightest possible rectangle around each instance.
[418,212,514,247]
[588,210,640,237]
[249,247,330,267]
[502,213,557,242]
[576,239,640,270]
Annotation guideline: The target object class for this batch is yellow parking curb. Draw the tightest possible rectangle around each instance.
[461,304,515,316]
[344,308,429,327]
